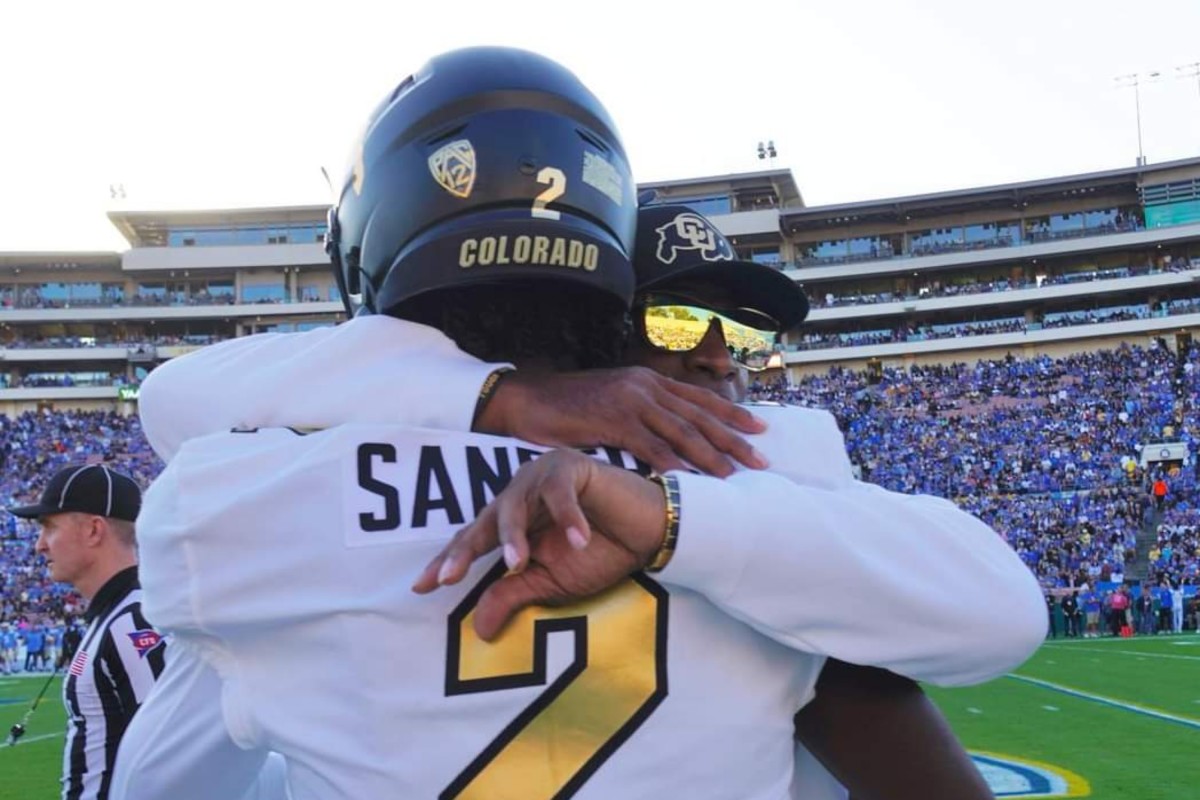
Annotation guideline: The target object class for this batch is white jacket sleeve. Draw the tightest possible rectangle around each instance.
[658,406,1046,687]
[139,315,506,463]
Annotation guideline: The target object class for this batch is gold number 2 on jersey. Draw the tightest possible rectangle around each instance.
[443,563,669,800]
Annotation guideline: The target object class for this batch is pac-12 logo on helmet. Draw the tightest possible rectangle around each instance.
[654,212,734,265]
[428,140,477,199]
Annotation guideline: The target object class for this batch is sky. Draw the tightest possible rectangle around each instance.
[1,0,1199,252]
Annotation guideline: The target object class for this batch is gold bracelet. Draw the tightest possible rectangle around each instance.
[471,367,515,429]
[645,473,681,573]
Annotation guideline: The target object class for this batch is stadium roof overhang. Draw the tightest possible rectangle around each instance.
[639,169,804,209]
[0,251,121,270]
[781,155,1200,235]
[108,204,331,247]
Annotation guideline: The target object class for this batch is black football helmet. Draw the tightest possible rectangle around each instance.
[328,47,638,318]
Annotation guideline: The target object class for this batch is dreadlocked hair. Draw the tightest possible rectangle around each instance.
[398,281,630,370]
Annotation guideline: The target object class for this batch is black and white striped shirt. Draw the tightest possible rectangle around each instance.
[62,566,167,800]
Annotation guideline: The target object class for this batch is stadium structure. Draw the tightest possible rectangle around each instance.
[2,155,1200,415]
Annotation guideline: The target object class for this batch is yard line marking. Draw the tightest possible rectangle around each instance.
[1008,675,1200,731]
[1040,645,1200,662]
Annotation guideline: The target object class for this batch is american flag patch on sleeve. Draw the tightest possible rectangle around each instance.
[69,650,88,676]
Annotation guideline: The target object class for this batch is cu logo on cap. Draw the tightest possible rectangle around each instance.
[654,212,734,265]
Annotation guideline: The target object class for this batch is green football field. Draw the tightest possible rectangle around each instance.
[0,671,66,800]
[1,635,1197,799]
[928,633,1200,799]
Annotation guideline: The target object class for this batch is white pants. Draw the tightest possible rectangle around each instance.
[110,640,290,800]
[1174,607,1184,633]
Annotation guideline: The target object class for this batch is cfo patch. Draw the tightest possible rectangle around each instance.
[127,629,164,658]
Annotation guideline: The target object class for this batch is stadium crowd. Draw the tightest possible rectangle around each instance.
[2,340,1199,672]
[813,256,1197,309]
[748,340,1199,628]
[1,334,227,349]
[1,372,134,389]
[788,297,1200,351]
[794,211,1144,268]
[0,286,336,311]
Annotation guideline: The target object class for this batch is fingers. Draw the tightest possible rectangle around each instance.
[495,367,769,477]
[611,430,691,475]
[633,397,759,478]
[666,378,767,434]
[472,571,553,641]
[411,507,502,594]
[638,404,734,476]
[538,474,592,551]
[598,371,767,477]
[413,450,593,594]
[495,485,533,573]
[657,382,769,471]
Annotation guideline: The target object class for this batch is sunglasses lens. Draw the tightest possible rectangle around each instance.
[642,305,708,351]
[641,304,775,360]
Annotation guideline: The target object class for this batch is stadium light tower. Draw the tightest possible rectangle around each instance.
[1115,72,1160,167]
[756,140,778,165]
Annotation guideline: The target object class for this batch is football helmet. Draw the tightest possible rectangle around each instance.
[328,47,638,317]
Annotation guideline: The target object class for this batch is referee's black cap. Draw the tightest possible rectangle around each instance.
[9,464,141,522]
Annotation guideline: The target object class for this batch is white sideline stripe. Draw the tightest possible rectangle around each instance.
[1008,675,1200,730]
[1041,644,1200,662]
[0,731,63,750]
[1044,633,1193,645]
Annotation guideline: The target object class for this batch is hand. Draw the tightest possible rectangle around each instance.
[473,367,768,477]
[412,449,667,640]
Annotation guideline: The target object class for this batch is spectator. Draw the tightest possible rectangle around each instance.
[1153,475,1169,512]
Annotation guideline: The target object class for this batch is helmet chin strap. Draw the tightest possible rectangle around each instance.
[326,208,363,317]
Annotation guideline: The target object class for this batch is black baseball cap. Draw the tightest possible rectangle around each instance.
[9,464,141,523]
[633,204,809,332]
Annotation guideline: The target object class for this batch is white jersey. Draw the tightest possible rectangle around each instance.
[132,316,1046,797]
[140,425,820,800]
[132,415,1044,799]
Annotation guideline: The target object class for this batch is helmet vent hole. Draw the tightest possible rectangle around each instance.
[576,129,609,153]
[390,75,416,102]
[426,124,467,146]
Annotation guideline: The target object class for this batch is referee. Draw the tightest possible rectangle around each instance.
[12,463,166,800]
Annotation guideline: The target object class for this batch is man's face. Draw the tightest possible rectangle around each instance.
[624,316,740,401]
[34,513,95,585]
